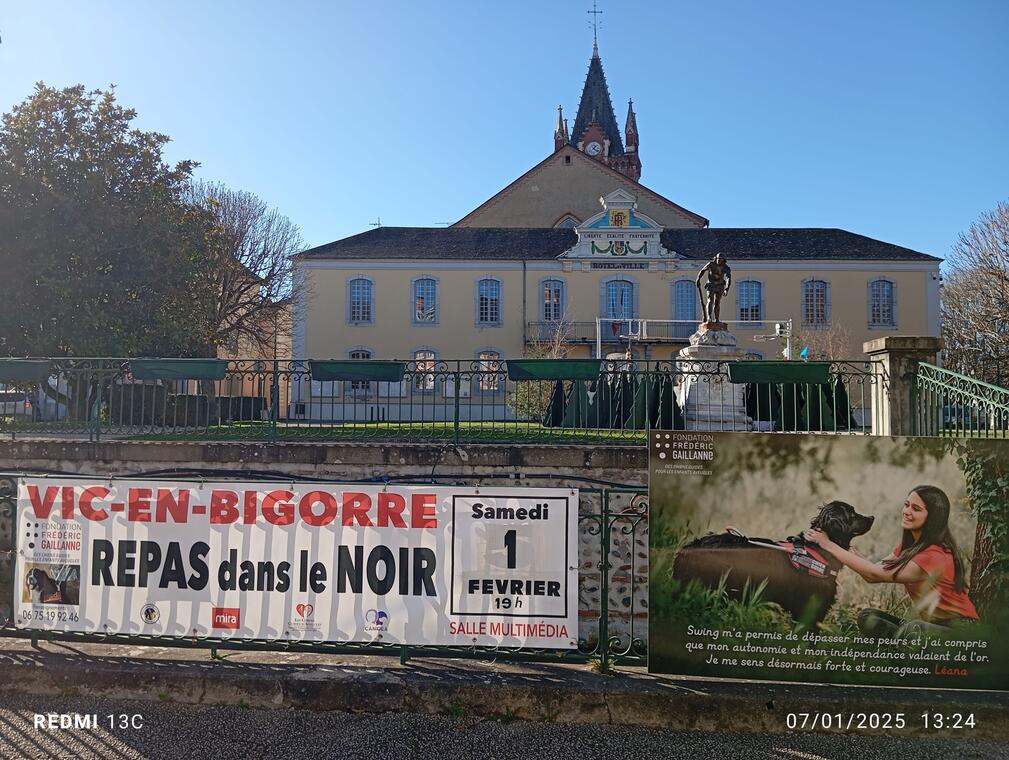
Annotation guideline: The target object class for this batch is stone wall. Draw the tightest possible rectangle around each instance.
[0,440,648,651]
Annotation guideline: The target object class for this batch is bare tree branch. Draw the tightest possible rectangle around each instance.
[186,181,303,356]
[942,200,1009,383]
[793,322,853,361]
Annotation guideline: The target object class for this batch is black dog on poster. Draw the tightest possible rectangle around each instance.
[672,501,874,624]
[25,568,80,606]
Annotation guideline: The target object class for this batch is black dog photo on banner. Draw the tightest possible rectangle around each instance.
[648,432,1008,691]
[22,563,80,606]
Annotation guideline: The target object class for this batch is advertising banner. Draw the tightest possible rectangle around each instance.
[14,477,577,648]
[648,432,1008,690]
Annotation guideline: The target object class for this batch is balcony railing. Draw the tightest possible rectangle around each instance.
[528,320,696,343]
[914,362,1009,437]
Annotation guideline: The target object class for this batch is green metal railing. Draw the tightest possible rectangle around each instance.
[0,357,884,443]
[913,362,1009,437]
[0,475,645,669]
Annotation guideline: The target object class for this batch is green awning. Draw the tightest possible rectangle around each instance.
[0,359,51,383]
[129,359,229,381]
[310,360,406,382]
[541,380,567,428]
[726,361,831,385]
[560,380,591,427]
[507,359,602,381]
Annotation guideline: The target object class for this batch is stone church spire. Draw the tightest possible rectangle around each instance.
[553,105,569,151]
[624,98,638,147]
[569,44,624,157]
[612,98,642,181]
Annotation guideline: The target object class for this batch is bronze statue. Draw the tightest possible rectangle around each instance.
[695,253,731,325]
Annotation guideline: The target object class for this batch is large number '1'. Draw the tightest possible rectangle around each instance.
[503,529,517,569]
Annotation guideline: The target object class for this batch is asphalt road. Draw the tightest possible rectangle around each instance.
[0,694,1004,760]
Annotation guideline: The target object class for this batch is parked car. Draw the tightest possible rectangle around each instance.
[0,390,33,418]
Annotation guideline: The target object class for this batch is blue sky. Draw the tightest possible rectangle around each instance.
[1,1,1006,261]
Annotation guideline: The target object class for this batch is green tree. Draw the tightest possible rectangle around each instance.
[955,439,1009,619]
[0,83,215,357]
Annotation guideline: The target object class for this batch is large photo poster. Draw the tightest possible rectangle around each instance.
[15,477,578,649]
[648,432,1008,690]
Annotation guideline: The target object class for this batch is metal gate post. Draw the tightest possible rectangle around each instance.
[598,490,612,671]
[0,481,16,630]
[92,370,102,443]
[452,371,461,445]
[269,359,280,442]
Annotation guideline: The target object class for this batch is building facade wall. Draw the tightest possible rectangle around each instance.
[455,149,703,229]
[296,259,939,362]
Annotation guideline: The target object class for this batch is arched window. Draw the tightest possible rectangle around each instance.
[477,350,502,392]
[476,278,502,326]
[411,277,438,324]
[737,280,763,325]
[554,215,580,228]
[348,277,374,324]
[673,279,698,338]
[413,349,436,392]
[801,279,830,327]
[605,279,634,319]
[542,279,565,321]
[347,347,372,392]
[868,278,896,327]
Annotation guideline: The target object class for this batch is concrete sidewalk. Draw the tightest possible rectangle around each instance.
[1,635,1007,740]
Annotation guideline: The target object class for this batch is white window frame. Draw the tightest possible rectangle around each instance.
[541,278,566,322]
[801,278,831,328]
[475,277,503,327]
[867,277,897,329]
[736,279,765,327]
[412,348,437,393]
[411,275,439,326]
[475,349,503,394]
[347,276,375,325]
[346,347,373,396]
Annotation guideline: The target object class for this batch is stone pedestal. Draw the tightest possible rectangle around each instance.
[863,336,943,436]
[676,323,753,431]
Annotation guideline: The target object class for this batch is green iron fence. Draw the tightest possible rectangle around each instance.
[0,357,884,443]
[0,475,645,669]
[914,362,1009,438]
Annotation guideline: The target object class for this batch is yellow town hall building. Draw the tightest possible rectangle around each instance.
[291,43,940,384]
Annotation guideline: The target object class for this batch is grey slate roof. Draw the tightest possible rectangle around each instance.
[570,51,624,155]
[662,228,940,262]
[299,228,577,261]
[297,227,940,263]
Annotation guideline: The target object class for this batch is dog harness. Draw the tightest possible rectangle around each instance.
[726,529,836,578]
[783,541,832,578]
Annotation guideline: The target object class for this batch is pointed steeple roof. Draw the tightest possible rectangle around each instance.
[570,45,624,155]
[625,98,638,136]
[554,105,569,142]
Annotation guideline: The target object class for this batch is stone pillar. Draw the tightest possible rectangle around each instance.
[863,336,943,436]
[677,324,753,431]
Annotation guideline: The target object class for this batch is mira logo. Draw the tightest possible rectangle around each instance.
[212,607,240,629]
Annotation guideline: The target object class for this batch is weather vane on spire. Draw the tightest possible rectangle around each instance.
[587,1,603,51]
